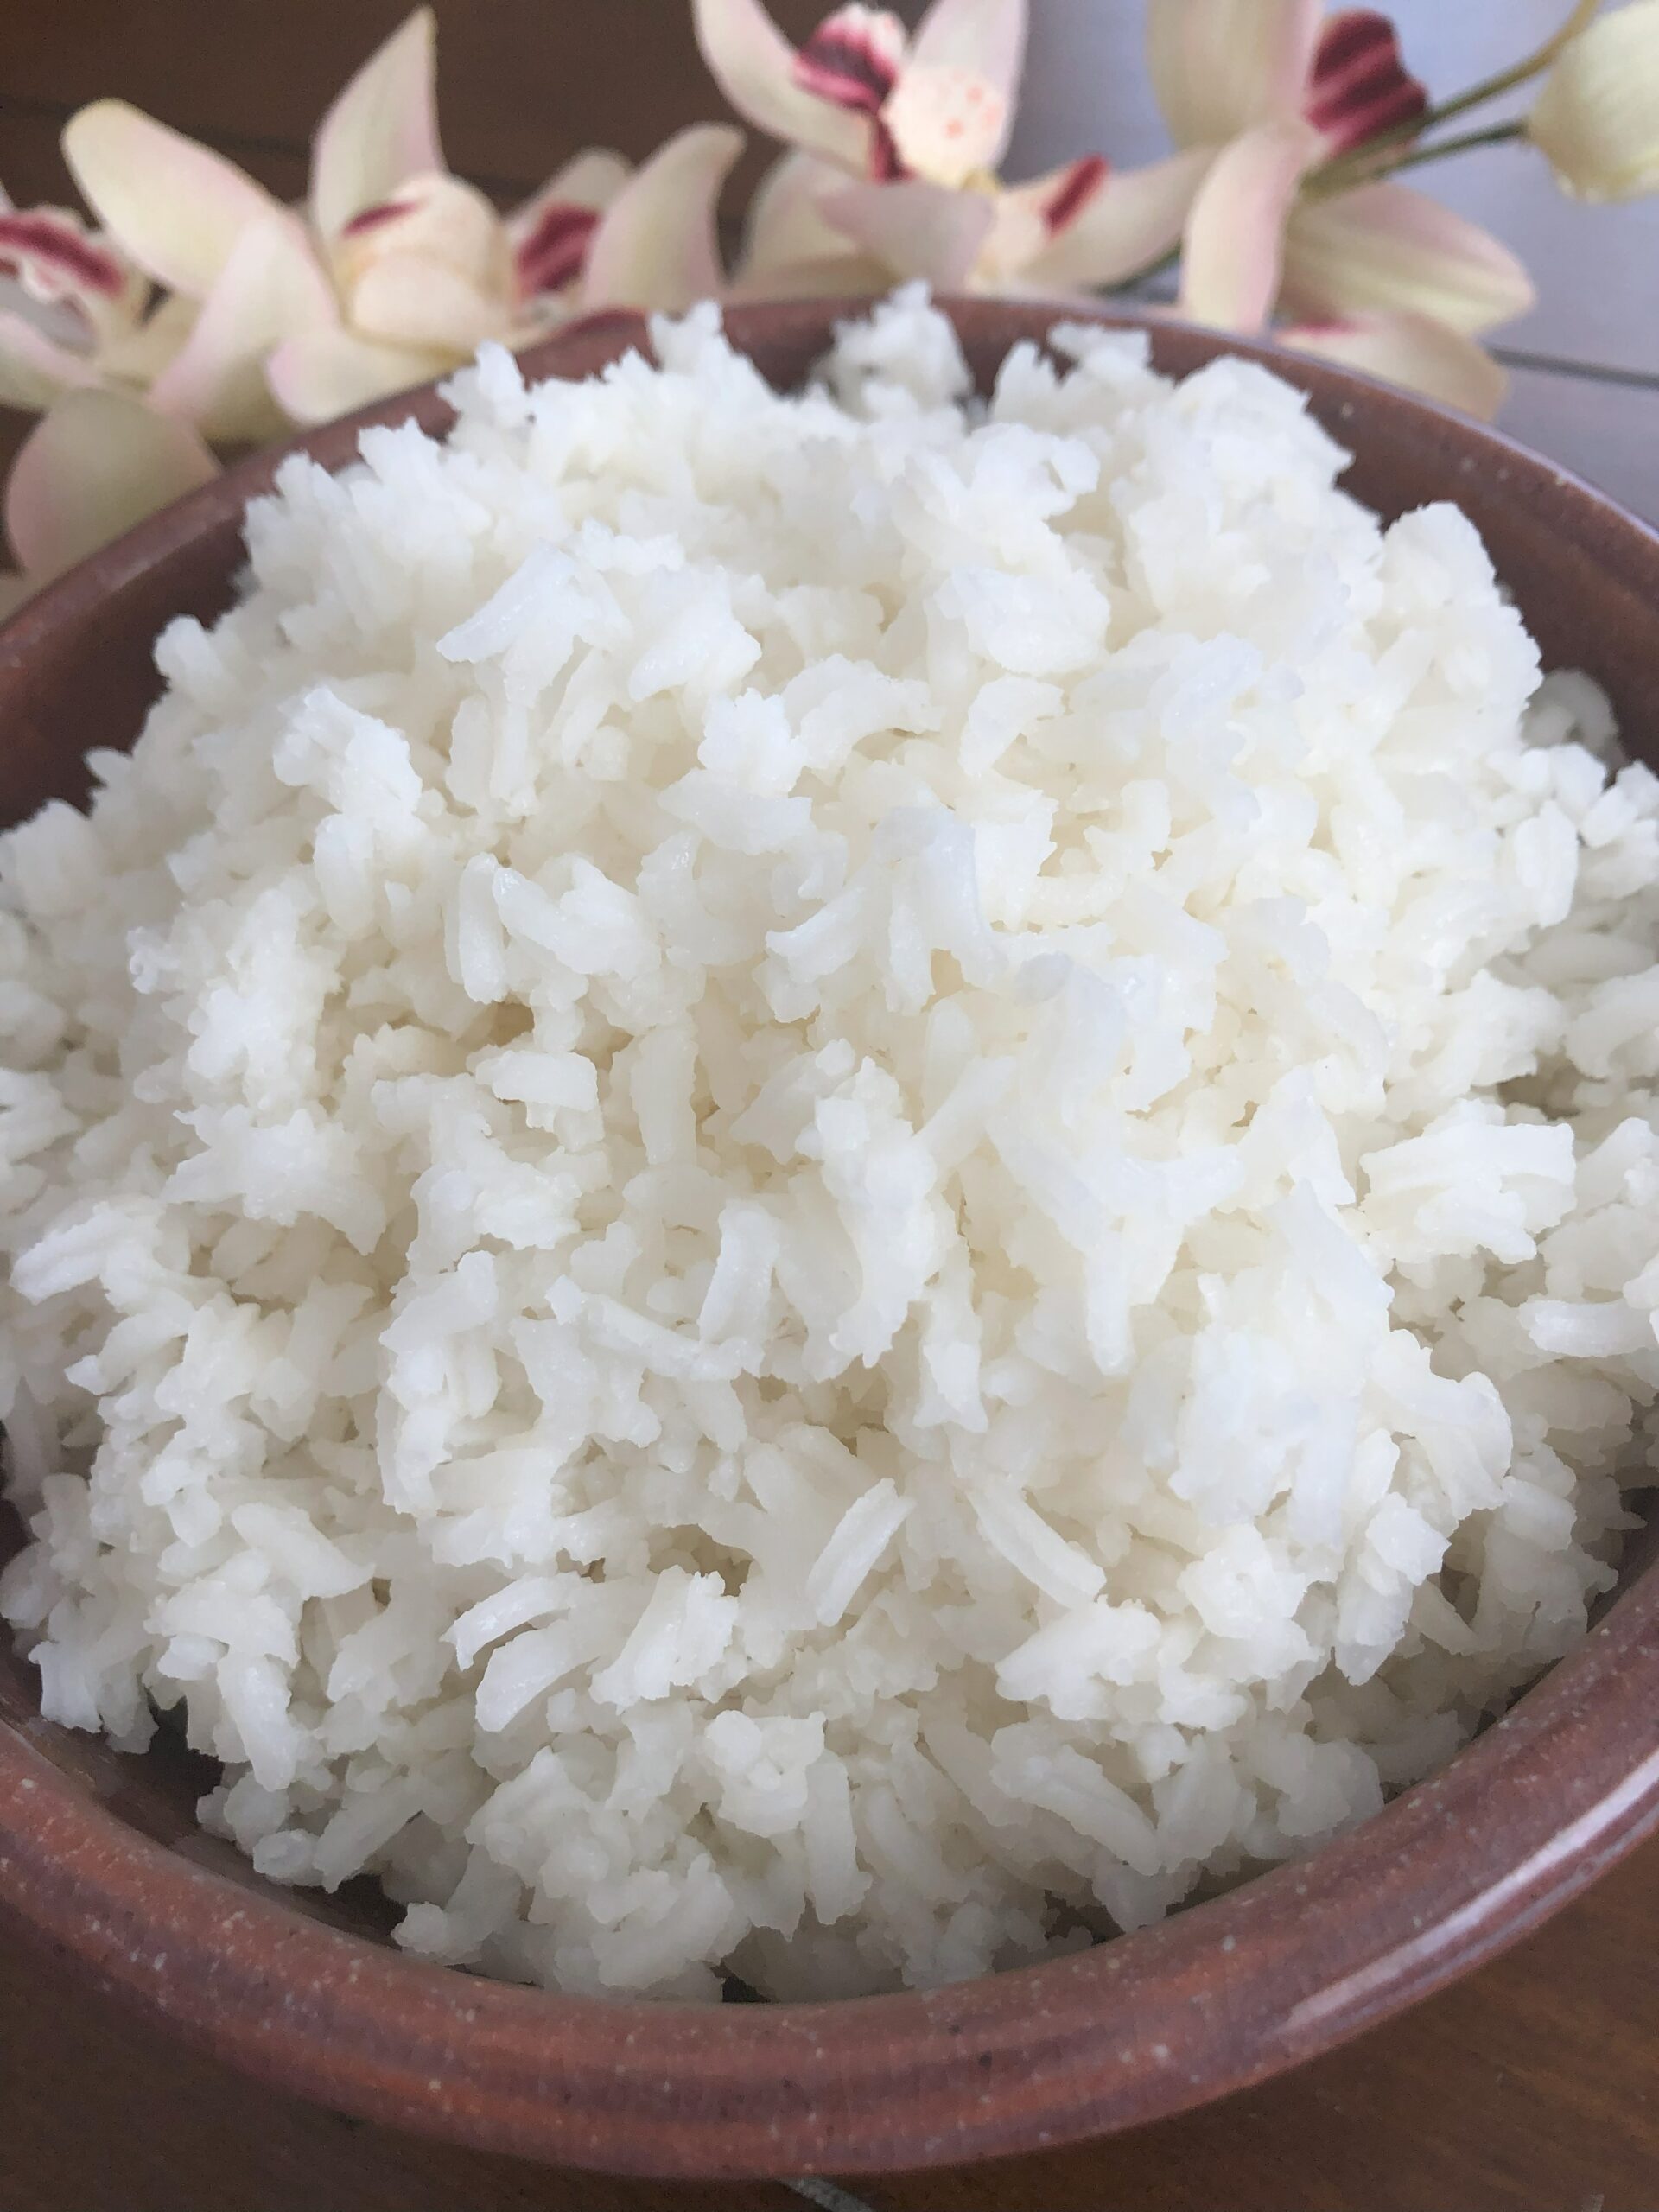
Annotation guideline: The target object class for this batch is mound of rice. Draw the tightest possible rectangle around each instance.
[1,291,1655,2000]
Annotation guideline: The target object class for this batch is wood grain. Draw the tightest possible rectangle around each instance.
[2,5,1657,2208]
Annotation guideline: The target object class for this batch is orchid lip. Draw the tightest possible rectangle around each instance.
[793,13,902,116]
[0,278,96,354]
[0,213,128,299]
[1305,9,1429,156]
[881,63,1008,191]
[514,203,601,300]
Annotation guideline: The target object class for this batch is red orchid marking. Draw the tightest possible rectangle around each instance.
[340,199,414,239]
[1043,155,1109,237]
[793,16,901,115]
[0,213,127,299]
[869,121,906,181]
[514,202,601,299]
[939,82,991,145]
[1304,10,1428,156]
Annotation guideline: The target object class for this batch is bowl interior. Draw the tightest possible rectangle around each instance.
[2,298,1657,2174]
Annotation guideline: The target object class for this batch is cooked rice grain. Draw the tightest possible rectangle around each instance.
[1,293,1655,1999]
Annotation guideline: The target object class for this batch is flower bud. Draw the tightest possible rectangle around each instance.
[1529,0,1659,201]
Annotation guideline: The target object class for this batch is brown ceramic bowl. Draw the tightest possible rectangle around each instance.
[2,299,1657,2181]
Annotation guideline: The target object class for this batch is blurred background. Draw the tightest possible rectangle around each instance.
[3,2,1656,504]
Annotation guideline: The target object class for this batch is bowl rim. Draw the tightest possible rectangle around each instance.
[2,295,1658,2181]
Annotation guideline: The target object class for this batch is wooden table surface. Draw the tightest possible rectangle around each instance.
[2,7,1656,2208]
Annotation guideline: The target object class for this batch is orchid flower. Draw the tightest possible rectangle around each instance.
[1151,2,1535,416]
[698,0,1210,299]
[0,188,218,595]
[1530,0,1659,202]
[0,186,156,410]
[61,11,741,432]
[0,5,740,600]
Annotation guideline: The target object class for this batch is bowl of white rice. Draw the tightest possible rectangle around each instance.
[1,291,1656,2177]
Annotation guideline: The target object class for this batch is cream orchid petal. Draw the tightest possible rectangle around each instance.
[738,150,858,283]
[5,389,216,580]
[579,124,742,314]
[0,309,103,410]
[1179,120,1322,332]
[97,293,199,386]
[1282,311,1507,419]
[907,0,1027,166]
[349,256,503,353]
[147,213,334,442]
[310,7,443,242]
[692,0,874,175]
[819,176,996,285]
[978,156,1103,285]
[1282,181,1535,337]
[334,173,506,298]
[1146,0,1322,147]
[62,100,276,298]
[1304,10,1428,156]
[1530,0,1659,202]
[909,0,1025,96]
[264,326,453,425]
[1009,145,1211,289]
[730,153,887,297]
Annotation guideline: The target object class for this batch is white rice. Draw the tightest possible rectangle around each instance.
[1,290,1654,2001]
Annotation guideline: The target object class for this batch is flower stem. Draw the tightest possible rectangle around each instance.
[1305,118,1529,198]
[1313,0,1601,192]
